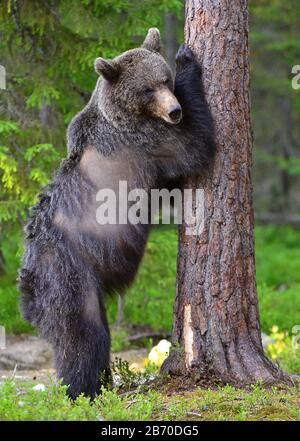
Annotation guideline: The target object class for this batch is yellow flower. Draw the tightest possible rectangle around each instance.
[148,339,171,367]
[267,326,288,360]
[129,362,144,373]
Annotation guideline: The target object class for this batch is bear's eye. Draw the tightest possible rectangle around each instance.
[144,87,154,95]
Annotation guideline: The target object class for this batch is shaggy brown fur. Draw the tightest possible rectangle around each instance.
[19,29,215,399]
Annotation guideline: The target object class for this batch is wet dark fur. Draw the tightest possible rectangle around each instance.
[19,36,215,399]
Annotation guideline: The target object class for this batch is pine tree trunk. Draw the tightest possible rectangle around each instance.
[162,0,294,386]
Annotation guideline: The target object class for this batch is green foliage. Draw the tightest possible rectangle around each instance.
[256,226,300,286]
[98,387,160,421]
[0,230,32,333]
[0,379,298,421]
[0,378,161,421]
[280,343,300,375]
[0,284,33,334]
[255,226,300,333]
[0,0,182,230]
[110,327,131,352]
[110,357,160,391]
[163,383,300,421]
[0,380,100,421]
[258,283,300,333]
[250,0,300,212]
[265,326,300,375]
[111,357,139,389]
[257,151,300,176]
[0,119,60,223]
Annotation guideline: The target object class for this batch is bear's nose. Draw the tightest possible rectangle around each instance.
[168,105,182,123]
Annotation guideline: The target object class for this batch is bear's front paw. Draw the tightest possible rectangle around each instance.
[176,44,196,70]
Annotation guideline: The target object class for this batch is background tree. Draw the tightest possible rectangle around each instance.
[250,0,300,219]
[163,0,294,386]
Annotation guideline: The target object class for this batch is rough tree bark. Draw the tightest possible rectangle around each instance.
[162,0,294,386]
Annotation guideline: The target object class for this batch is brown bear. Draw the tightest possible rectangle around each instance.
[19,28,215,399]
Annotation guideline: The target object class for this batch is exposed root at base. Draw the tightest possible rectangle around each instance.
[160,349,299,393]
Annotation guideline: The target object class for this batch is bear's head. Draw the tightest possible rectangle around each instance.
[94,28,182,125]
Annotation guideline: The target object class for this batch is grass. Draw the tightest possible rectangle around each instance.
[0,378,299,421]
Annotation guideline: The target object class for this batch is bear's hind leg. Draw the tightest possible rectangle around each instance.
[53,288,111,400]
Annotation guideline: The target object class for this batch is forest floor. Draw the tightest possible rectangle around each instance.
[0,368,299,421]
[0,334,299,421]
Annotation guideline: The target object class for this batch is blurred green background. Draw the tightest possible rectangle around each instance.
[0,1,299,372]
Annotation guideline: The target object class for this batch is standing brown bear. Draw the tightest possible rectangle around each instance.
[19,28,215,399]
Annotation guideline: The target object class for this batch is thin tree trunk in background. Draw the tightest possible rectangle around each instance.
[164,13,178,73]
[0,249,5,276]
[117,294,125,327]
[279,99,293,211]
[163,0,294,386]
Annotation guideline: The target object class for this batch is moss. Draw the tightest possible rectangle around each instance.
[1,376,298,421]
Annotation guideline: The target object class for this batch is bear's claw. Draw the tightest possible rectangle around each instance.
[176,43,195,65]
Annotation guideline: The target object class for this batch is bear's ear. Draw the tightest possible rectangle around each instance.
[141,28,161,53]
[94,58,120,81]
